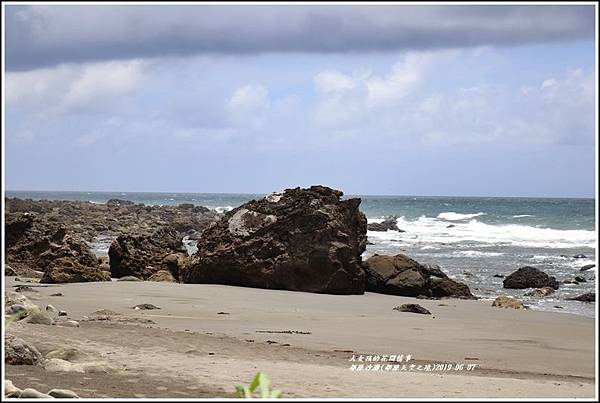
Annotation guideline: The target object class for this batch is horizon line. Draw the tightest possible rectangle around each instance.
[4,188,596,200]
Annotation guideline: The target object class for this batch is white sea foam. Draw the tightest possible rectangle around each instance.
[437,212,486,221]
[513,214,535,218]
[214,205,234,213]
[367,216,596,249]
[453,250,504,257]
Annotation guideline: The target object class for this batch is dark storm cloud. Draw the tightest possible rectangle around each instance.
[6,4,595,71]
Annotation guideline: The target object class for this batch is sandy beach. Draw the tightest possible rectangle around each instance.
[4,276,596,398]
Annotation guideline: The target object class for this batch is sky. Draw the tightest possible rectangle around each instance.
[4,4,597,197]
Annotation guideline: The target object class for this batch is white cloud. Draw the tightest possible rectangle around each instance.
[365,54,429,107]
[315,70,357,93]
[6,60,145,115]
[312,50,594,147]
[227,84,270,130]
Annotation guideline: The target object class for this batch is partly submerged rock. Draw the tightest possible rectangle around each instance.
[492,296,525,310]
[567,292,595,302]
[580,264,596,272]
[367,217,402,232]
[393,304,431,315]
[503,266,559,290]
[181,186,367,295]
[363,254,476,299]
[524,287,555,298]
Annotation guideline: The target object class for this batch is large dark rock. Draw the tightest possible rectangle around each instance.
[363,254,476,299]
[6,213,108,283]
[180,186,367,294]
[109,227,185,280]
[503,266,559,290]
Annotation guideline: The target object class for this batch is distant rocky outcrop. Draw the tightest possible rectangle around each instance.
[5,197,220,242]
[108,227,186,280]
[363,254,476,299]
[367,217,403,232]
[503,266,559,290]
[181,186,367,294]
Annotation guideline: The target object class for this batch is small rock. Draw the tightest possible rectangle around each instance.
[45,304,60,319]
[493,274,504,278]
[5,379,22,397]
[524,287,555,298]
[47,389,79,398]
[492,296,525,310]
[50,292,64,297]
[19,388,53,398]
[574,276,587,283]
[23,308,54,325]
[59,310,68,316]
[132,303,160,310]
[117,276,142,281]
[393,304,431,315]
[446,224,455,228]
[5,335,44,365]
[147,270,177,283]
[580,264,595,272]
[573,254,587,259]
[567,292,595,302]
[14,285,37,292]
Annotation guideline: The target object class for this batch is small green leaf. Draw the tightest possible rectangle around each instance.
[248,372,261,393]
[270,390,282,398]
[234,385,245,398]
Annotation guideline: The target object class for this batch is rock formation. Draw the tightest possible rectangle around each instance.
[181,186,367,294]
[108,227,186,280]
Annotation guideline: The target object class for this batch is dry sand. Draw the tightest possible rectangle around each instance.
[3,277,597,398]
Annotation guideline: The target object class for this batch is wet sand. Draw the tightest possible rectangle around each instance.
[4,277,596,398]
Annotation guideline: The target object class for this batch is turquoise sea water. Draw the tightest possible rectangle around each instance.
[5,190,597,317]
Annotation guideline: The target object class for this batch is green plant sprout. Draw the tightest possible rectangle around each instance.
[235,372,282,398]
[5,307,28,327]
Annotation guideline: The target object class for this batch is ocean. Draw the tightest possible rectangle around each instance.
[5,190,597,318]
